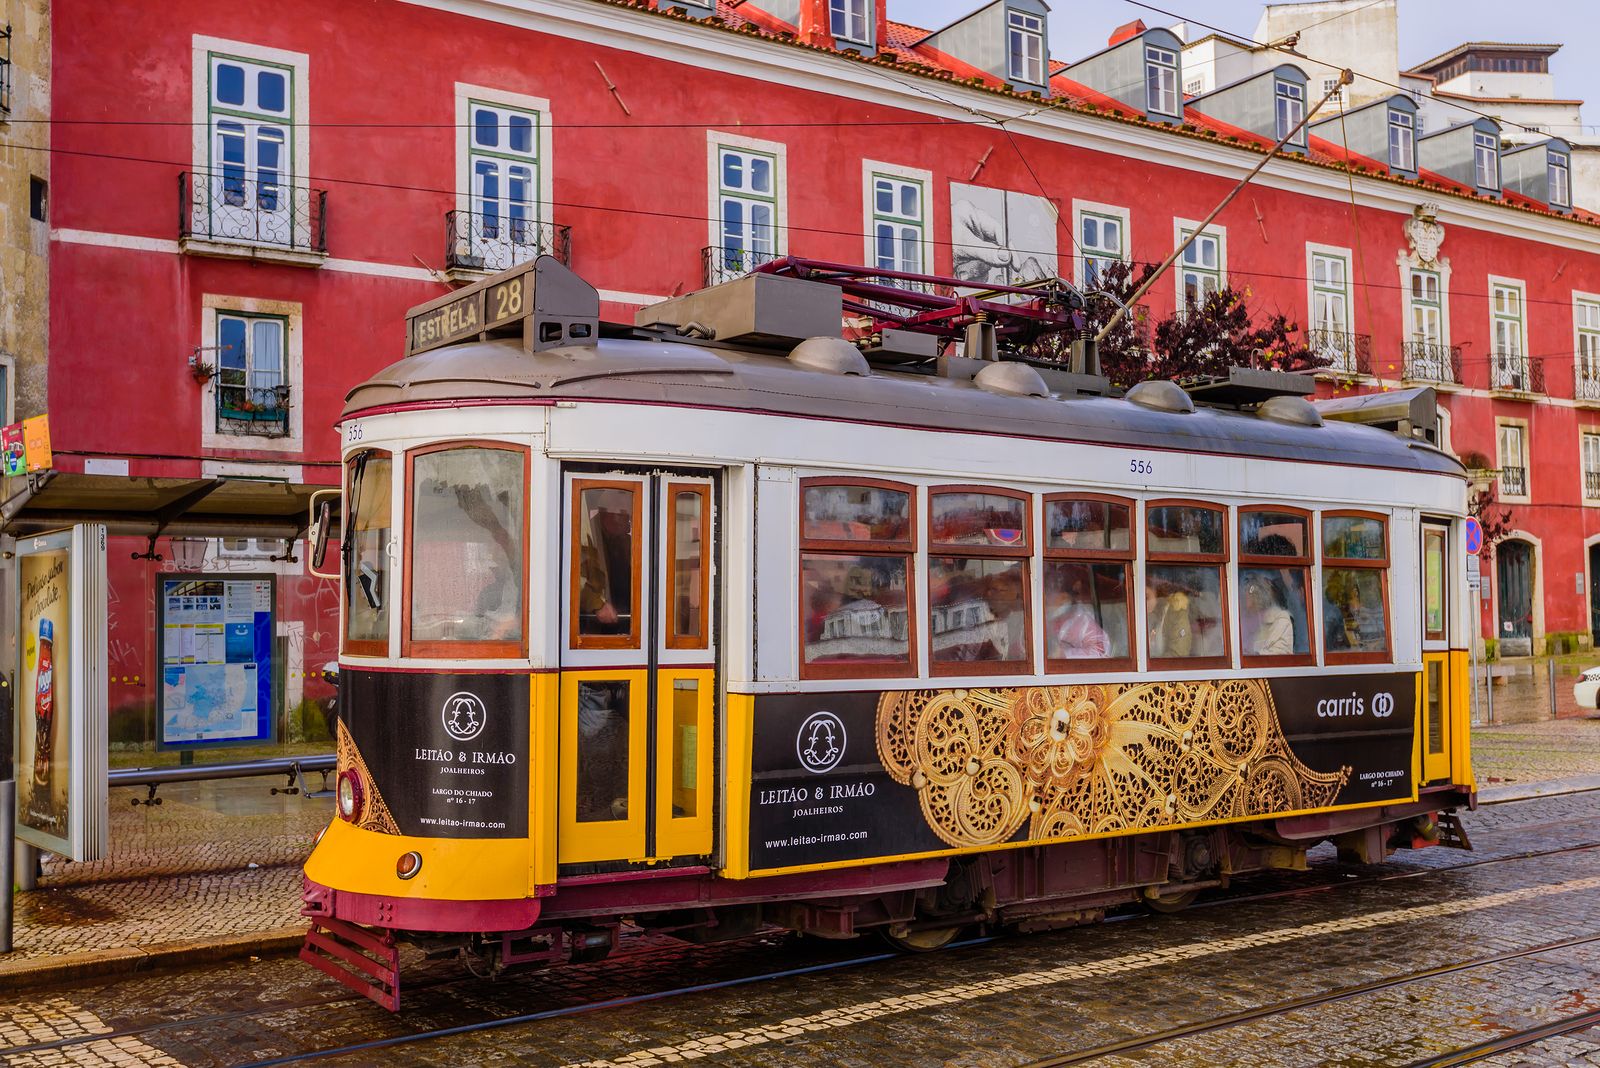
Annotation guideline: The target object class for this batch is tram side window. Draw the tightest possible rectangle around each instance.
[1239,508,1313,665]
[344,450,392,656]
[928,487,1031,675]
[1145,502,1228,666]
[1042,495,1133,670]
[1322,513,1390,660]
[573,481,642,649]
[407,444,527,656]
[799,479,915,678]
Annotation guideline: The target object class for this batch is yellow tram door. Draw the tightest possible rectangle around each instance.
[558,470,717,869]
[1420,520,1453,784]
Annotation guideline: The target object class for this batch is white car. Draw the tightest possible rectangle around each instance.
[1576,667,1600,711]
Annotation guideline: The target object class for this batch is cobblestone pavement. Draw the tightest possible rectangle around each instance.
[1473,717,1600,787]
[3,789,1599,1067]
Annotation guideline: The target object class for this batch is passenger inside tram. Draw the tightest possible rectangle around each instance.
[1044,566,1113,659]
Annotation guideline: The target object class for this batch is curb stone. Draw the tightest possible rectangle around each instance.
[0,925,306,992]
[1477,773,1600,806]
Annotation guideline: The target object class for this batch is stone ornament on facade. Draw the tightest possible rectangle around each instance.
[1405,202,1446,266]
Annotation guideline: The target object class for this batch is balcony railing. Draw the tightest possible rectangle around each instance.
[1402,340,1462,386]
[215,383,291,438]
[1500,464,1527,498]
[1489,350,1545,394]
[1576,372,1600,405]
[1587,469,1600,500]
[703,245,779,287]
[1,24,12,115]
[1307,328,1373,376]
[181,171,326,253]
[444,211,570,274]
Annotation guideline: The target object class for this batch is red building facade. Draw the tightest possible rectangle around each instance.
[41,0,1600,745]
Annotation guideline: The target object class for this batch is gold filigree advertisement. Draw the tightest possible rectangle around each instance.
[336,719,402,836]
[876,679,1350,849]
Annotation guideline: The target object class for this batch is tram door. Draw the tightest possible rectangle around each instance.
[558,470,717,868]
[1420,520,1452,784]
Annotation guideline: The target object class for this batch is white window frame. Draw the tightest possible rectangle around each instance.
[1073,199,1129,290]
[830,0,872,46]
[1388,110,1415,172]
[1488,275,1528,390]
[1549,152,1571,208]
[1006,9,1045,86]
[708,131,787,283]
[454,83,554,274]
[862,160,934,277]
[1410,269,1444,345]
[200,294,304,452]
[1145,45,1179,117]
[1174,218,1226,309]
[189,36,311,254]
[1474,131,1501,191]
[1495,419,1530,502]
[1183,76,1204,97]
[1582,430,1600,505]
[1573,291,1600,403]
[1276,80,1306,147]
[1321,76,1344,108]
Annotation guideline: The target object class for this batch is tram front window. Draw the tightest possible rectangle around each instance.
[408,445,526,650]
[576,486,637,639]
[345,451,391,653]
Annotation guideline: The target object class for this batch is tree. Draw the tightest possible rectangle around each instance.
[1071,261,1323,388]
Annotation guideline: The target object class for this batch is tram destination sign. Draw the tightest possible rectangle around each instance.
[405,259,538,357]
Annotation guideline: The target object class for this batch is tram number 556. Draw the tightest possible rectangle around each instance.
[1129,458,1154,477]
[487,276,526,328]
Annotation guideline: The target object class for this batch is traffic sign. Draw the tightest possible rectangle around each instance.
[1464,517,1483,556]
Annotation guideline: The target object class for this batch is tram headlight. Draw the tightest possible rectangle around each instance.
[396,851,423,880]
[337,770,364,822]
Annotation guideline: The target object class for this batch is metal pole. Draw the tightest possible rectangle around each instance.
[1468,632,1479,726]
[1485,653,1495,726]
[1096,68,1355,343]
[1549,656,1559,719]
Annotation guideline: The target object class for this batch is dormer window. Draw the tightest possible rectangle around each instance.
[1474,131,1500,190]
[1275,80,1305,146]
[1007,10,1045,85]
[830,0,870,46]
[1549,153,1570,208]
[1146,45,1179,116]
[1388,110,1415,171]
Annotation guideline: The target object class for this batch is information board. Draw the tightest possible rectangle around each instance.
[158,575,274,747]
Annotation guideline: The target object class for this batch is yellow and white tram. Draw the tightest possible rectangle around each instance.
[301,258,1473,1009]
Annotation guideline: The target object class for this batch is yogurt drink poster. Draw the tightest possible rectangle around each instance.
[17,544,72,851]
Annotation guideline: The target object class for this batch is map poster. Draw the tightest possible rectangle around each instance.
[158,575,275,747]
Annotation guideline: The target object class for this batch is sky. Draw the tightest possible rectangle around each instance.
[885,0,1599,136]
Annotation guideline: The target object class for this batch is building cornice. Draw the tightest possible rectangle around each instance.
[416,0,1600,253]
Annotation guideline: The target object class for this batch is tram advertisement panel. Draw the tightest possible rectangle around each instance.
[748,673,1418,871]
[340,670,529,838]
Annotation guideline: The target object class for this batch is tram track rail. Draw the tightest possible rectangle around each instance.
[5,836,1599,1066]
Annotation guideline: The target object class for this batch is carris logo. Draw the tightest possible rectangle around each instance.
[1371,692,1395,718]
[797,711,846,774]
[442,692,488,742]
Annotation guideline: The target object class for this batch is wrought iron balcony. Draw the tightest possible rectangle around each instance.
[1500,464,1527,498]
[1576,371,1600,405]
[703,245,779,287]
[1307,328,1373,376]
[180,171,327,253]
[1489,350,1545,395]
[0,24,12,115]
[1401,340,1462,386]
[1587,469,1600,500]
[215,383,291,438]
[444,211,570,274]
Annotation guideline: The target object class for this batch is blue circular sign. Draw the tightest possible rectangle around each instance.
[1465,517,1483,556]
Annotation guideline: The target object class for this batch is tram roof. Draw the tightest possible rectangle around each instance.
[343,336,1464,478]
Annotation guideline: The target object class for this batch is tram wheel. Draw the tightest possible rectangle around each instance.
[880,923,962,952]
[1142,888,1199,914]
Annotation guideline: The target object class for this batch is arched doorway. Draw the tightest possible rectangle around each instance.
[1497,539,1535,657]
[1590,542,1600,647]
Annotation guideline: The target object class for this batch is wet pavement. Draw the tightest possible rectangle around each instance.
[1471,655,1595,725]
[3,785,1599,1067]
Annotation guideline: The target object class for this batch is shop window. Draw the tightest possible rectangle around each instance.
[1238,508,1313,666]
[1322,512,1390,662]
[344,450,392,656]
[1042,495,1134,671]
[928,487,1031,675]
[405,442,527,658]
[799,479,915,678]
[1145,501,1228,667]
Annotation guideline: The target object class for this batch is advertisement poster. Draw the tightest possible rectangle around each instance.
[1,423,25,476]
[17,544,72,848]
[22,414,52,471]
[12,525,108,860]
[158,576,274,747]
[949,183,1058,286]
[748,674,1418,872]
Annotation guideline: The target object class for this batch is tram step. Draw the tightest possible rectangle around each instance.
[300,918,402,1012]
[1437,811,1473,850]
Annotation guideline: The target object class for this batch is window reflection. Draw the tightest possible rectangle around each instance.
[1323,516,1386,559]
[577,486,636,640]
[670,488,705,645]
[576,680,630,822]
[1324,568,1388,653]
[1241,566,1310,657]
[410,447,524,646]
[802,484,910,544]
[931,492,1027,548]
[1147,505,1224,555]
[1045,499,1129,552]
[929,557,1028,666]
[1145,564,1224,659]
[1240,512,1307,557]
[801,554,909,664]
[1044,561,1129,661]
[345,452,390,648]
